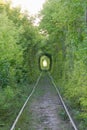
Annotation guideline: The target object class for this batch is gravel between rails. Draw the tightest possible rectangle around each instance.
[15,74,73,130]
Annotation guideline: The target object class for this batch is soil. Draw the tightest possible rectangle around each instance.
[15,73,73,130]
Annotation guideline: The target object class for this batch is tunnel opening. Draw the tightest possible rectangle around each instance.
[39,53,52,71]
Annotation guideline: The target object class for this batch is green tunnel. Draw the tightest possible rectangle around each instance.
[39,55,51,71]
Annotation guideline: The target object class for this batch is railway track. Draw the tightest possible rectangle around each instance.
[10,72,78,130]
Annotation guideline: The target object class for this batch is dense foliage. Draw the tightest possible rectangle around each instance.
[0,0,41,129]
[0,0,87,129]
[40,0,87,129]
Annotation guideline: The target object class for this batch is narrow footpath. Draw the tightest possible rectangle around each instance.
[15,73,73,130]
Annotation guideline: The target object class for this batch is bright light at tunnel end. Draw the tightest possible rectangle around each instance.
[43,60,47,67]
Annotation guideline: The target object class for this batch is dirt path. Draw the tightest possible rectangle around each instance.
[15,74,73,130]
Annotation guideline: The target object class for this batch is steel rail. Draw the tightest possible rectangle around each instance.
[10,73,42,130]
[48,72,78,130]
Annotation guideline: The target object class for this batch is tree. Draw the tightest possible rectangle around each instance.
[39,0,87,129]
